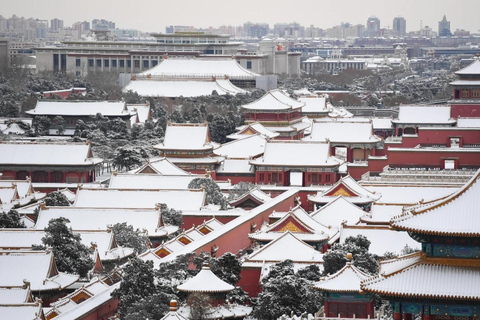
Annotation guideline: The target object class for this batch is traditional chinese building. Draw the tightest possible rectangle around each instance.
[250,140,342,186]
[391,106,456,136]
[26,100,136,133]
[450,56,480,118]
[248,205,329,249]
[154,122,222,177]
[241,89,309,140]
[304,119,382,162]
[315,254,374,319]
[308,175,380,210]
[361,169,480,320]
[0,141,102,183]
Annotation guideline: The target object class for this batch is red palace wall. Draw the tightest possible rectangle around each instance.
[182,215,238,230]
[78,298,119,320]
[215,174,256,184]
[190,192,297,258]
[238,268,262,297]
[451,104,480,118]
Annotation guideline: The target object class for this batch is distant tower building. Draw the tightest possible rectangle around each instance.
[392,16,406,36]
[50,18,63,31]
[438,15,451,37]
[365,16,380,37]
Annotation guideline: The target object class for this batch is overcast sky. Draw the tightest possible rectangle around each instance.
[3,0,480,34]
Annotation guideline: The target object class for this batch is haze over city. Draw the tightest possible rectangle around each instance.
[3,0,480,33]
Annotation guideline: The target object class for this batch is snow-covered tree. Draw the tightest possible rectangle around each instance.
[0,209,26,228]
[159,203,183,227]
[188,178,228,210]
[33,217,93,277]
[113,146,143,171]
[322,235,378,276]
[228,182,256,200]
[112,258,158,317]
[112,222,149,254]
[44,191,70,206]
[253,260,322,320]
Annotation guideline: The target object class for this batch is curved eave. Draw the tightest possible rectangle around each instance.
[361,284,480,302]
[250,161,340,168]
[307,195,373,205]
[176,288,233,293]
[314,287,363,294]
[391,119,457,125]
[154,145,214,151]
[391,224,480,238]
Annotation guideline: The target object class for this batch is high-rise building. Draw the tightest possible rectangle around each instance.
[365,16,380,37]
[92,19,115,30]
[243,22,269,38]
[392,16,406,36]
[50,18,64,31]
[438,15,451,37]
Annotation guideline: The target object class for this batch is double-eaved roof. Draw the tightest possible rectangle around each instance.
[454,58,480,76]
[361,252,480,301]
[242,89,305,111]
[250,140,340,168]
[140,58,259,79]
[0,141,102,167]
[390,169,480,237]
[124,78,247,98]
[26,100,133,117]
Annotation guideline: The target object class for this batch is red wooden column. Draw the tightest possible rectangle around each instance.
[62,171,66,183]
[394,313,402,320]
[404,313,412,320]
[324,301,330,317]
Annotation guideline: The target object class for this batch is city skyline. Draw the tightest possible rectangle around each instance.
[2,0,480,34]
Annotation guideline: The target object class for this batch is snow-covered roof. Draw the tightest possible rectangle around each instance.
[250,141,340,167]
[0,287,32,304]
[294,88,316,97]
[124,78,247,98]
[73,188,205,211]
[365,185,457,205]
[49,279,120,320]
[456,117,480,128]
[361,260,480,301]
[0,187,18,204]
[26,100,133,117]
[311,196,365,228]
[242,89,305,111]
[108,173,199,190]
[1,122,27,135]
[298,97,328,114]
[391,169,480,236]
[0,251,78,291]
[155,123,213,151]
[249,206,329,242]
[0,304,44,320]
[371,118,394,129]
[0,142,102,166]
[133,157,191,175]
[392,106,455,125]
[230,188,272,207]
[245,231,324,263]
[305,120,381,144]
[308,176,380,205]
[34,207,163,235]
[455,58,480,75]
[228,122,279,140]
[360,204,403,224]
[339,226,420,256]
[217,159,254,173]
[177,304,252,320]
[140,58,259,79]
[177,265,234,293]
[315,262,369,293]
[214,135,267,158]
[127,104,150,123]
